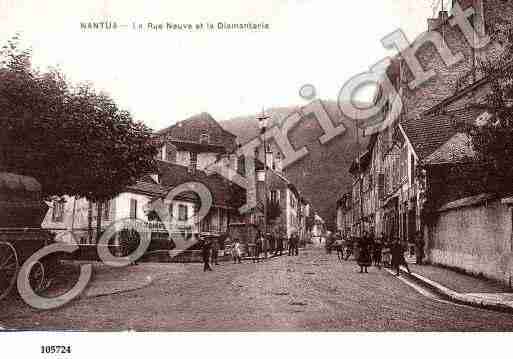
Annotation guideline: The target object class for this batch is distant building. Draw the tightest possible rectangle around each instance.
[338,0,513,283]
[42,175,198,244]
[155,112,238,172]
[336,192,352,238]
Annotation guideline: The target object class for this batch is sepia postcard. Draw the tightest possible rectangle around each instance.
[2,0,513,357]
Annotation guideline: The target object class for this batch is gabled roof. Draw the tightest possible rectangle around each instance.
[400,107,482,160]
[156,112,237,152]
[125,178,168,197]
[125,175,197,202]
[156,160,245,209]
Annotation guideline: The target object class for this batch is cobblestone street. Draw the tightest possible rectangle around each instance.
[3,248,513,331]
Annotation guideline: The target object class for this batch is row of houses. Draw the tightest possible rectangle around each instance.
[337,0,513,285]
[43,112,312,251]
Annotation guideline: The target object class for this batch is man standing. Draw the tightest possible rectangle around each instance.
[357,232,372,273]
[415,230,425,265]
[275,233,284,256]
[253,232,262,263]
[211,237,219,266]
[391,237,411,276]
[269,233,275,255]
[372,235,383,269]
[262,232,269,259]
[294,232,300,256]
[288,232,294,256]
[289,231,299,256]
[202,238,213,272]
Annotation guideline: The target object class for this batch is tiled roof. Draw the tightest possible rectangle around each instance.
[155,112,237,152]
[156,160,245,208]
[424,132,476,165]
[401,107,482,160]
[125,179,168,197]
[125,176,198,202]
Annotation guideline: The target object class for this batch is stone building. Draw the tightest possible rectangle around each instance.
[336,191,353,238]
[341,0,513,245]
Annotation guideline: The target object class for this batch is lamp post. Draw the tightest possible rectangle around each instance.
[257,109,271,235]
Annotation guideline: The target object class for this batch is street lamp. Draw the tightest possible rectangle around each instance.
[257,109,271,235]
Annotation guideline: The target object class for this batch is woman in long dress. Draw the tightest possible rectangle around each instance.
[357,233,372,273]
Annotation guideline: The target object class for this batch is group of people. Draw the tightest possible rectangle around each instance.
[200,231,302,271]
[332,230,425,276]
[250,231,301,262]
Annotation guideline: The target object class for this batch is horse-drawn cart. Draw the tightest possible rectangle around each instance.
[0,172,58,300]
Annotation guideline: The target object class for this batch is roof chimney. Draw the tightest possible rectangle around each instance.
[274,152,283,173]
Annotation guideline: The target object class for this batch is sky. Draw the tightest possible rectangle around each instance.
[0,0,450,131]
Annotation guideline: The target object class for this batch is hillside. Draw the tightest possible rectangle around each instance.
[221,99,369,229]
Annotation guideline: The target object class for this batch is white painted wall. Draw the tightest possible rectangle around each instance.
[176,151,191,166]
[428,198,513,285]
[285,188,299,239]
[197,152,218,170]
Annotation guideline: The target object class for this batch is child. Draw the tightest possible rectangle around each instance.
[232,238,242,264]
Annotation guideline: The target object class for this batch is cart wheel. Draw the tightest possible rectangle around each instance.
[0,242,19,300]
[29,260,46,293]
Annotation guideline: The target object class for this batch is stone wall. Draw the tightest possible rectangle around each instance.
[427,196,513,286]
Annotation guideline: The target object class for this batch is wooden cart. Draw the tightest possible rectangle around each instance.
[0,172,58,300]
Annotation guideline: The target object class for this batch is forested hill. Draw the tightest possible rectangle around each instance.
[221,100,369,229]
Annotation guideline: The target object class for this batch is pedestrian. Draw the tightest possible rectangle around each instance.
[202,238,213,272]
[373,235,383,269]
[232,238,242,264]
[382,233,392,267]
[261,232,269,260]
[357,232,372,273]
[333,232,344,261]
[288,232,295,256]
[253,232,262,263]
[275,233,284,256]
[294,231,299,256]
[288,231,299,256]
[344,236,354,260]
[415,230,425,265]
[211,237,219,265]
[325,231,333,254]
[391,237,411,276]
[269,233,276,255]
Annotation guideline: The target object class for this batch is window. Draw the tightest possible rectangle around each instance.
[52,200,65,222]
[270,190,278,203]
[168,203,174,219]
[130,199,137,219]
[178,204,188,221]
[103,200,111,221]
[190,152,198,169]
[199,133,209,144]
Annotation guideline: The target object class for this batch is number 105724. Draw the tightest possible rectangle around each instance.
[41,346,72,354]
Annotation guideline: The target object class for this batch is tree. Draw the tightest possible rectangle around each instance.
[0,38,160,239]
[458,23,513,195]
